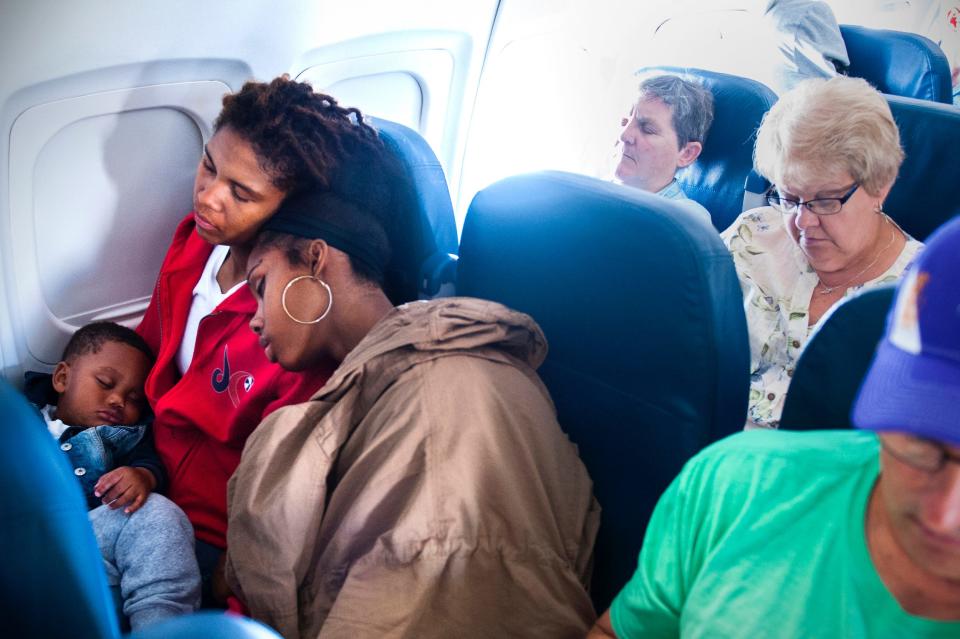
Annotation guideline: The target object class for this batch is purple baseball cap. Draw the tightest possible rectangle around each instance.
[853,216,960,447]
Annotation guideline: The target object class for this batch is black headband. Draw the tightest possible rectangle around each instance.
[264,190,386,276]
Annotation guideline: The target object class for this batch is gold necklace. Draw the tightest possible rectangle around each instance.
[815,217,897,296]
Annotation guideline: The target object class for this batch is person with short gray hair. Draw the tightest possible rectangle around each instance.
[615,75,714,225]
[639,75,715,152]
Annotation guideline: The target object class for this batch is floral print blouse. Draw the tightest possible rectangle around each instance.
[721,207,924,429]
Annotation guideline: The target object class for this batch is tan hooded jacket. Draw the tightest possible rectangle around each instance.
[225,297,600,639]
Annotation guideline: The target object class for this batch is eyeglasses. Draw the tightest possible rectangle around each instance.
[765,183,859,216]
[880,434,960,474]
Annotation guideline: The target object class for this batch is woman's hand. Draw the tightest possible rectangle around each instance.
[94,466,157,514]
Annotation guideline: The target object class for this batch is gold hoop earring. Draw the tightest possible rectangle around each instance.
[281,275,333,324]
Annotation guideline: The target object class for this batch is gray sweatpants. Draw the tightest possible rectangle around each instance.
[88,493,201,630]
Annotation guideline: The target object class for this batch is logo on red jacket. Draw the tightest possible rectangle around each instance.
[211,345,254,407]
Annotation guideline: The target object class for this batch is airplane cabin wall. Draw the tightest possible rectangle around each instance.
[0,0,498,385]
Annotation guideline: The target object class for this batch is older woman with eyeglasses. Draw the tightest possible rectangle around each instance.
[721,76,923,429]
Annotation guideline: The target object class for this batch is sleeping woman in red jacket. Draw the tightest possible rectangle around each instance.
[136,76,364,605]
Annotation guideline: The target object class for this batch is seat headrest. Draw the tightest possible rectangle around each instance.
[840,24,953,104]
[369,118,458,302]
[637,67,777,232]
[457,171,748,610]
[885,95,960,240]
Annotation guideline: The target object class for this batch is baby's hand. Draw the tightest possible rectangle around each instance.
[94,466,157,514]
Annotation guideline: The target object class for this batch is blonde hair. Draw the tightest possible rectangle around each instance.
[754,77,904,196]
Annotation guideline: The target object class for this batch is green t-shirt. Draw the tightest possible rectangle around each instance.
[610,430,960,638]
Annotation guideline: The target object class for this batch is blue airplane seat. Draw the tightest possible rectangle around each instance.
[638,66,778,233]
[456,171,750,612]
[741,95,960,242]
[779,286,896,430]
[370,117,458,301]
[840,24,953,104]
[0,379,121,638]
[0,380,280,638]
[884,95,960,241]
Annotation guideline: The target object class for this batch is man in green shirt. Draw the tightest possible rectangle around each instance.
[588,216,960,638]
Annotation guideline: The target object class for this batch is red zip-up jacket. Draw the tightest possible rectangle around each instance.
[138,214,331,548]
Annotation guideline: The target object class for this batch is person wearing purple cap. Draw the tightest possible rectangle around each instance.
[588,217,960,638]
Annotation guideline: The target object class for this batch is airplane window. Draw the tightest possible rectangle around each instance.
[456,2,665,229]
[28,108,198,361]
[296,45,457,160]
[326,72,424,132]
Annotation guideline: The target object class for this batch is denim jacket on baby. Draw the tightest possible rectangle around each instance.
[24,372,167,510]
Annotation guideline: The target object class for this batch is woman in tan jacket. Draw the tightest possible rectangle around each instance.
[224,119,599,639]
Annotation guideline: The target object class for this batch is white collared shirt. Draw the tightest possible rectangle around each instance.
[176,245,245,375]
[41,404,70,439]
[656,178,713,227]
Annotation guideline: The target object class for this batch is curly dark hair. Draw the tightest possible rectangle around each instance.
[214,75,383,193]
[61,321,154,364]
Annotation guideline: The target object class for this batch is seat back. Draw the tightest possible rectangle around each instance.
[743,95,960,242]
[780,286,895,430]
[885,95,960,241]
[840,24,953,104]
[456,171,749,611]
[0,380,120,639]
[639,67,778,232]
[370,117,458,302]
